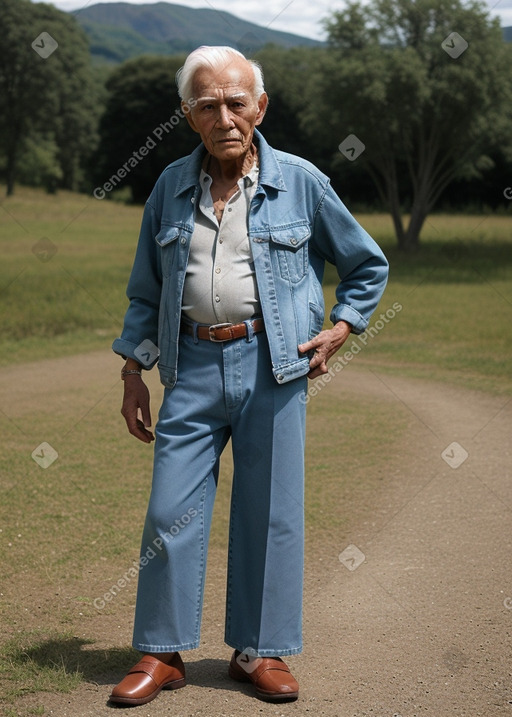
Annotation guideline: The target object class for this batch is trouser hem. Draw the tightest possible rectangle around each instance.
[133,640,199,652]
[224,640,303,657]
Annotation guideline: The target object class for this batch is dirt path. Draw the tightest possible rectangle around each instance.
[4,352,512,717]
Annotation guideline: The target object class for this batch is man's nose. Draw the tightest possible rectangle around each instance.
[216,105,235,129]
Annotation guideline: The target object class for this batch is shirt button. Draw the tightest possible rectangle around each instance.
[215,296,220,303]
[215,267,221,274]
[219,239,223,244]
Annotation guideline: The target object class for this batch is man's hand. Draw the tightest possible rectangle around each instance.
[298,320,352,379]
[121,373,155,444]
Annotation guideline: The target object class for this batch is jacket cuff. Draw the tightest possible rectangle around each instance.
[329,305,367,334]
[112,337,160,369]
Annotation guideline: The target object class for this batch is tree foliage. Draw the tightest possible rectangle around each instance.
[91,55,200,203]
[0,0,100,195]
[302,0,512,249]
[253,45,323,162]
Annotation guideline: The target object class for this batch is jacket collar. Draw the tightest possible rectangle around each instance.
[173,128,286,196]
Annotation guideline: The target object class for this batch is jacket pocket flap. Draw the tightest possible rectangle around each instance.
[155,225,180,247]
[270,224,310,249]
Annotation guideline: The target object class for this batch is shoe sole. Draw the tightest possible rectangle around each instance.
[228,665,298,702]
[109,677,186,706]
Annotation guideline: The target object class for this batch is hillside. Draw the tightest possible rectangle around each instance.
[72,1,323,64]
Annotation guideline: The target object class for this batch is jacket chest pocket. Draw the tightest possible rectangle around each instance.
[155,225,181,277]
[269,223,310,283]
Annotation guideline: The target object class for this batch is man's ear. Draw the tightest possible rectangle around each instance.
[182,101,199,133]
[255,92,269,127]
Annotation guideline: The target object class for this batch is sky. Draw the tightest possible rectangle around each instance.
[32,0,512,41]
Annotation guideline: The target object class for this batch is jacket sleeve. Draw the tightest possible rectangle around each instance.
[311,183,389,334]
[112,200,162,368]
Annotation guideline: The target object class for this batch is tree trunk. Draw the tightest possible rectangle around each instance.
[390,202,407,251]
[403,185,430,251]
[382,163,409,251]
[6,148,16,197]
[5,125,22,197]
[404,206,427,251]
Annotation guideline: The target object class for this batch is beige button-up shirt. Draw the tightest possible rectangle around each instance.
[181,159,261,325]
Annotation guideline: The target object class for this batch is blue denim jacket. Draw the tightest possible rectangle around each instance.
[113,129,388,388]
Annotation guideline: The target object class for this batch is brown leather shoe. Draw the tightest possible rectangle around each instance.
[228,650,299,702]
[109,653,186,706]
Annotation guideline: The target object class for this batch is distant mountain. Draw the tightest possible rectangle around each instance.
[72,2,323,64]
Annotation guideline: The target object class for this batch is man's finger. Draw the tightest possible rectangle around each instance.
[128,418,154,443]
[121,405,154,443]
[134,419,155,443]
[307,362,328,379]
[298,339,317,354]
[140,403,152,429]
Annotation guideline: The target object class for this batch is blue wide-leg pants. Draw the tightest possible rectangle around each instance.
[132,330,307,657]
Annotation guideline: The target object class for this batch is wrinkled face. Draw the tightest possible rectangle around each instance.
[185,58,268,163]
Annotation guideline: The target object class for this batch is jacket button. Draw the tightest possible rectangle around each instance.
[180,238,186,244]
[277,374,284,382]
[290,238,297,245]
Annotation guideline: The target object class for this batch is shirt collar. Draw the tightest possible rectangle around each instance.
[244,155,259,187]
[200,150,259,187]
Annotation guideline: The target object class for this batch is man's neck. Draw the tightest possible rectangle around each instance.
[207,144,257,186]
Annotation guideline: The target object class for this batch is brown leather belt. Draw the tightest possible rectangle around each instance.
[180,318,265,342]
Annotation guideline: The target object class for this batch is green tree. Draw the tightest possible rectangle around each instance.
[16,134,63,193]
[93,55,200,203]
[0,0,99,195]
[303,0,512,250]
[253,45,322,161]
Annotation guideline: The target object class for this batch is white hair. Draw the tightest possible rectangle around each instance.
[176,45,265,103]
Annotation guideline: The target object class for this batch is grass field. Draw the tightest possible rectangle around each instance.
[1,186,511,392]
[0,186,511,713]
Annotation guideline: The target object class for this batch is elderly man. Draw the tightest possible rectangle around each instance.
[109,45,388,706]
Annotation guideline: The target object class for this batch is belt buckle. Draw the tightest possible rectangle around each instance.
[208,322,233,342]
